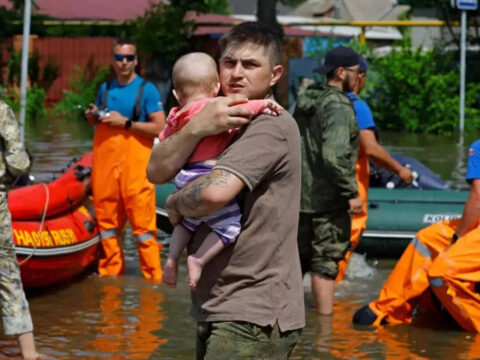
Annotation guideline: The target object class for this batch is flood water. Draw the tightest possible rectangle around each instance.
[1,117,479,359]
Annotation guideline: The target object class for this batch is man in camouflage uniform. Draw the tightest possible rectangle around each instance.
[294,46,362,315]
[0,101,39,359]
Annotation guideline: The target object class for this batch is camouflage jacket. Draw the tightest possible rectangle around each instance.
[294,83,359,213]
[0,101,30,189]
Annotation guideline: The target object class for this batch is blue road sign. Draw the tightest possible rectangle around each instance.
[457,0,478,10]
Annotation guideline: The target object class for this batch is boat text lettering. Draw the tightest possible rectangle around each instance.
[422,214,461,223]
[13,229,78,247]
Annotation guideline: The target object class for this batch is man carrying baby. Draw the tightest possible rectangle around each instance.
[147,22,304,359]
[160,52,282,290]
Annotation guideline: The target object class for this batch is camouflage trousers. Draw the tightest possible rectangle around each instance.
[0,193,33,335]
[298,210,351,279]
[196,321,301,360]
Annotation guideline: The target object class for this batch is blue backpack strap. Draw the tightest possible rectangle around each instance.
[132,80,148,121]
[99,81,111,111]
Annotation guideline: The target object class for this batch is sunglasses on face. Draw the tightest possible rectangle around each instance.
[113,54,136,62]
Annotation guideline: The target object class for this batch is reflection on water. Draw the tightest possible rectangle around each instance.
[83,279,167,358]
[0,118,478,358]
[29,276,168,359]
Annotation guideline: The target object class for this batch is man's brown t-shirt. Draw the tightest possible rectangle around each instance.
[188,110,305,332]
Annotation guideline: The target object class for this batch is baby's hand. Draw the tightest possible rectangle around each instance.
[262,99,283,116]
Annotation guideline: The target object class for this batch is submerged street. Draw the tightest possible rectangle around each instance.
[0,117,477,359]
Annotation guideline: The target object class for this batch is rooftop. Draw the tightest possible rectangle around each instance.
[0,0,165,21]
[292,0,410,21]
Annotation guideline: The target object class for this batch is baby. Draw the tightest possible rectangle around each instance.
[160,52,282,289]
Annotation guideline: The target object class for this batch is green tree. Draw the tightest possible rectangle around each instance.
[133,0,230,64]
[131,0,230,106]
[0,6,18,40]
[363,44,480,134]
[7,0,40,15]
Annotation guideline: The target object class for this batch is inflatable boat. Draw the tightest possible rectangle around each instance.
[154,155,468,258]
[357,188,468,258]
[11,153,100,288]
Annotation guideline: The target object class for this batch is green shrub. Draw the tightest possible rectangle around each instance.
[1,86,47,121]
[53,65,109,122]
[0,85,14,110]
[4,49,59,92]
[362,45,480,135]
[26,86,47,121]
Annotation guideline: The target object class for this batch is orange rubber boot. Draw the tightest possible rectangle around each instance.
[98,236,126,276]
[137,238,162,282]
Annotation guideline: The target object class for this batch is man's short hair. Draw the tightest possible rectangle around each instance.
[112,37,137,53]
[219,22,282,67]
[326,69,337,82]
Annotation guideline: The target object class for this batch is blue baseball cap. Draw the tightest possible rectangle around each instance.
[358,55,368,73]
[314,46,360,74]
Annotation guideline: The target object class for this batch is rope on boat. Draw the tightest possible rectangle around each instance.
[18,183,49,266]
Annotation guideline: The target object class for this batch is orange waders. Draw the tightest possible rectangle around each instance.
[336,149,369,281]
[368,219,480,331]
[92,124,162,281]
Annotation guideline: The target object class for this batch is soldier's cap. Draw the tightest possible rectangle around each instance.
[358,55,368,73]
[314,46,360,74]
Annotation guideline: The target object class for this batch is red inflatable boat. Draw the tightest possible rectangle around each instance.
[10,153,100,288]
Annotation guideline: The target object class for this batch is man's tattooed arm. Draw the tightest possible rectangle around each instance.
[166,169,244,219]
[147,129,202,184]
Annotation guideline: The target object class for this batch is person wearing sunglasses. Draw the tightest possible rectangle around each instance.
[294,45,362,316]
[85,38,166,282]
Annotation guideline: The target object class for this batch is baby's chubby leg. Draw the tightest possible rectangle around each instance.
[188,232,226,290]
[163,225,192,288]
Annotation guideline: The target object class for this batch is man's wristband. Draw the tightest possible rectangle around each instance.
[125,119,132,130]
[452,233,459,243]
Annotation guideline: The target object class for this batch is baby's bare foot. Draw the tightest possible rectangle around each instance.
[162,258,178,288]
[187,256,204,290]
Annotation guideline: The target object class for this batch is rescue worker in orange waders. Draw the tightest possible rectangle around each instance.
[335,56,413,281]
[85,38,165,282]
[353,139,480,332]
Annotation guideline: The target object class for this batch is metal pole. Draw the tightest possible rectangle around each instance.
[334,0,341,19]
[459,9,467,135]
[360,26,366,44]
[19,0,32,143]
